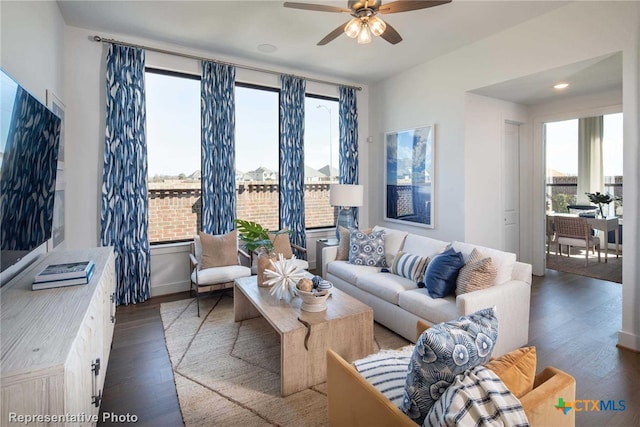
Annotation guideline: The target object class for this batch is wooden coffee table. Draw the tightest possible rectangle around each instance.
[234,275,374,396]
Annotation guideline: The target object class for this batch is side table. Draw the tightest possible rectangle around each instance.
[316,238,339,277]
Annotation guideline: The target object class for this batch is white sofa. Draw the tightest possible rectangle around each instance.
[321,226,532,357]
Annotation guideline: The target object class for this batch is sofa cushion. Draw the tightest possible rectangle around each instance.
[327,260,380,284]
[485,346,536,399]
[401,307,499,424]
[199,230,239,269]
[455,248,497,296]
[349,229,387,267]
[424,247,465,298]
[397,290,459,326]
[401,234,449,259]
[451,241,516,285]
[353,346,414,408]
[268,230,293,259]
[373,226,408,267]
[336,226,372,261]
[356,272,418,305]
[391,251,430,284]
[191,264,251,285]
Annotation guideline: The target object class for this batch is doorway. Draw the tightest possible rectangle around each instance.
[544,113,623,283]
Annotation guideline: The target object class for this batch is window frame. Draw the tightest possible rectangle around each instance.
[145,67,201,246]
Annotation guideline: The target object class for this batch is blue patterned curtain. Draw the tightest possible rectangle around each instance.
[279,75,306,255]
[101,44,150,306]
[339,86,358,185]
[201,61,236,235]
[339,86,359,218]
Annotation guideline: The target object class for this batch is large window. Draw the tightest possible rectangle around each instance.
[145,69,201,243]
[545,113,623,216]
[304,96,339,229]
[146,75,341,243]
[235,85,280,230]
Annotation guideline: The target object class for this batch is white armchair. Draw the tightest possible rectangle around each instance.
[190,232,251,316]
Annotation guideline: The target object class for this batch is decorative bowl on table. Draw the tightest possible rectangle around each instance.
[297,285,332,312]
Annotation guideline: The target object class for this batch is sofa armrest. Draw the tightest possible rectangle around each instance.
[327,349,416,427]
[520,366,576,427]
[456,280,531,356]
[322,245,339,278]
[512,261,532,284]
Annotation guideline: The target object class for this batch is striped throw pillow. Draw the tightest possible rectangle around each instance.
[391,251,430,285]
[354,346,414,407]
[456,248,497,295]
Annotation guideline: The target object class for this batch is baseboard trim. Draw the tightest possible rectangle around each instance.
[151,280,190,297]
[617,330,640,352]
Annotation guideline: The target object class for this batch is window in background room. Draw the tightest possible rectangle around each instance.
[545,119,578,213]
[603,113,623,217]
[145,69,201,244]
[304,96,339,229]
[235,84,280,230]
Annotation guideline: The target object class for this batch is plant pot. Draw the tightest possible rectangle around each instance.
[256,249,276,287]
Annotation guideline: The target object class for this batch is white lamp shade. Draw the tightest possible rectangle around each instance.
[330,184,364,207]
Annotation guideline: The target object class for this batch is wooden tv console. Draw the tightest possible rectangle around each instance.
[1,247,116,426]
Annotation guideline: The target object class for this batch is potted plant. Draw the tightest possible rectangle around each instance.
[585,192,617,218]
[235,219,284,287]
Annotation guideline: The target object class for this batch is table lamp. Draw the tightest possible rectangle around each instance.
[330,184,364,240]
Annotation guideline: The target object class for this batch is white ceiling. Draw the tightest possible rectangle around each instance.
[471,52,623,105]
[57,0,569,84]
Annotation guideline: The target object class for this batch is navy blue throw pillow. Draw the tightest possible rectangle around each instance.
[424,247,465,298]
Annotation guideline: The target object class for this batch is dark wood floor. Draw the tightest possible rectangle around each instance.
[99,271,639,426]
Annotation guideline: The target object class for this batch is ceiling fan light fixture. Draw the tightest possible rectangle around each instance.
[369,15,386,36]
[345,18,361,38]
[357,22,372,44]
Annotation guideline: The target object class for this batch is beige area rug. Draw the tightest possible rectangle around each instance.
[546,244,622,283]
[160,292,410,426]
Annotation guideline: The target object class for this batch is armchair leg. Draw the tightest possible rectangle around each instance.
[196,288,200,317]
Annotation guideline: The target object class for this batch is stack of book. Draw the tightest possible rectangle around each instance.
[32,260,96,290]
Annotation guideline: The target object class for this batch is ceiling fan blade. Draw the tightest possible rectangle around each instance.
[379,0,451,14]
[317,22,348,45]
[379,21,403,44]
[283,2,351,13]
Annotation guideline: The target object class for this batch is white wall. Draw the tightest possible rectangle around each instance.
[0,1,66,282]
[63,26,369,296]
[463,93,529,254]
[370,1,640,350]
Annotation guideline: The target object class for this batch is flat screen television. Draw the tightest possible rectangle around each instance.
[0,69,61,275]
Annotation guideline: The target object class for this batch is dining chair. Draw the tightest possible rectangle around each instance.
[554,216,601,266]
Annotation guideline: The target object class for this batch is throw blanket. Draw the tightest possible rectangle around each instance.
[423,366,530,427]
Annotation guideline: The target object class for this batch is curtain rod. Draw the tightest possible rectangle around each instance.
[92,35,362,91]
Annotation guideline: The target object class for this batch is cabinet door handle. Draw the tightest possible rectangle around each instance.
[91,358,102,407]
[110,292,116,324]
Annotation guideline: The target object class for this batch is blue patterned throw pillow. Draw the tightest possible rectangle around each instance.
[349,229,387,267]
[424,247,465,298]
[401,307,499,425]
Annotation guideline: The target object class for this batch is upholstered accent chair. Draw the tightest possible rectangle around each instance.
[327,320,576,427]
[190,231,251,316]
[554,216,601,266]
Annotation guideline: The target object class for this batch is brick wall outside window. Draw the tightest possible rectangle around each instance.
[148,180,337,243]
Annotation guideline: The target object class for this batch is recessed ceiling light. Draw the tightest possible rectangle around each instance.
[553,83,569,90]
[257,44,277,53]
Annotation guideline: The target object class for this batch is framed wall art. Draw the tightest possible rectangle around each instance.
[384,125,435,228]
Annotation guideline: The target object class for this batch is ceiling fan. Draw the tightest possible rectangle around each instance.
[283,0,452,45]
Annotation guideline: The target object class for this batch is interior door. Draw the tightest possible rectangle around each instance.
[503,122,520,257]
